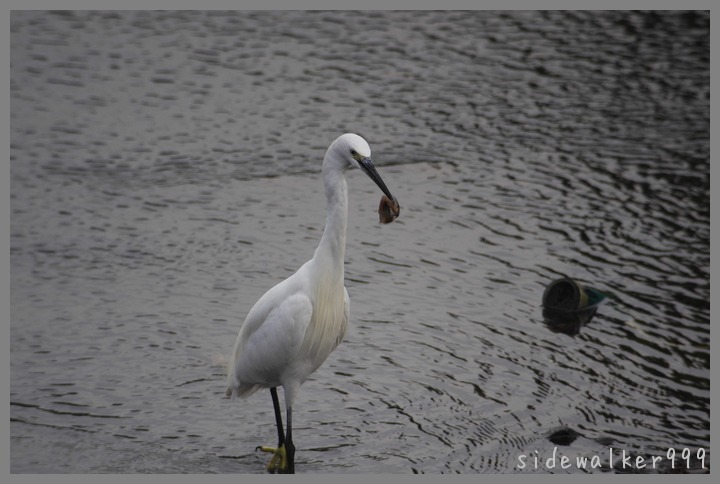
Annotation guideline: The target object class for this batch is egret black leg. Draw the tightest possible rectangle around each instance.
[257,387,289,473]
[270,387,284,447]
[285,406,295,474]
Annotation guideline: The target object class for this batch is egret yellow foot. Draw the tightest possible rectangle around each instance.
[257,444,288,473]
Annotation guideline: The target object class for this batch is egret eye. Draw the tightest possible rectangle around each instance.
[350,149,357,156]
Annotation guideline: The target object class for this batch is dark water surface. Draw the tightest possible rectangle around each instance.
[10,11,709,473]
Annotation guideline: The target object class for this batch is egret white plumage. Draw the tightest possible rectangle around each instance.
[225,133,398,473]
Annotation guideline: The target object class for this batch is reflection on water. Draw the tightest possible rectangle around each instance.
[11,10,709,473]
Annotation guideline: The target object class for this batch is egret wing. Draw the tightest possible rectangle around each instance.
[227,287,313,397]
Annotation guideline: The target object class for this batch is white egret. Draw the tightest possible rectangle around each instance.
[225,133,399,474]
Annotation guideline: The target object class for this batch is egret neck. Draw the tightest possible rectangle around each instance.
[315,157,349,270]
[298,156,350,367]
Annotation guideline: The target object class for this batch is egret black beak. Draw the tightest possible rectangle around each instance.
[359,157,394,201]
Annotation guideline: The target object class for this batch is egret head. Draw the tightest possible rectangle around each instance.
[326,133,394,201]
